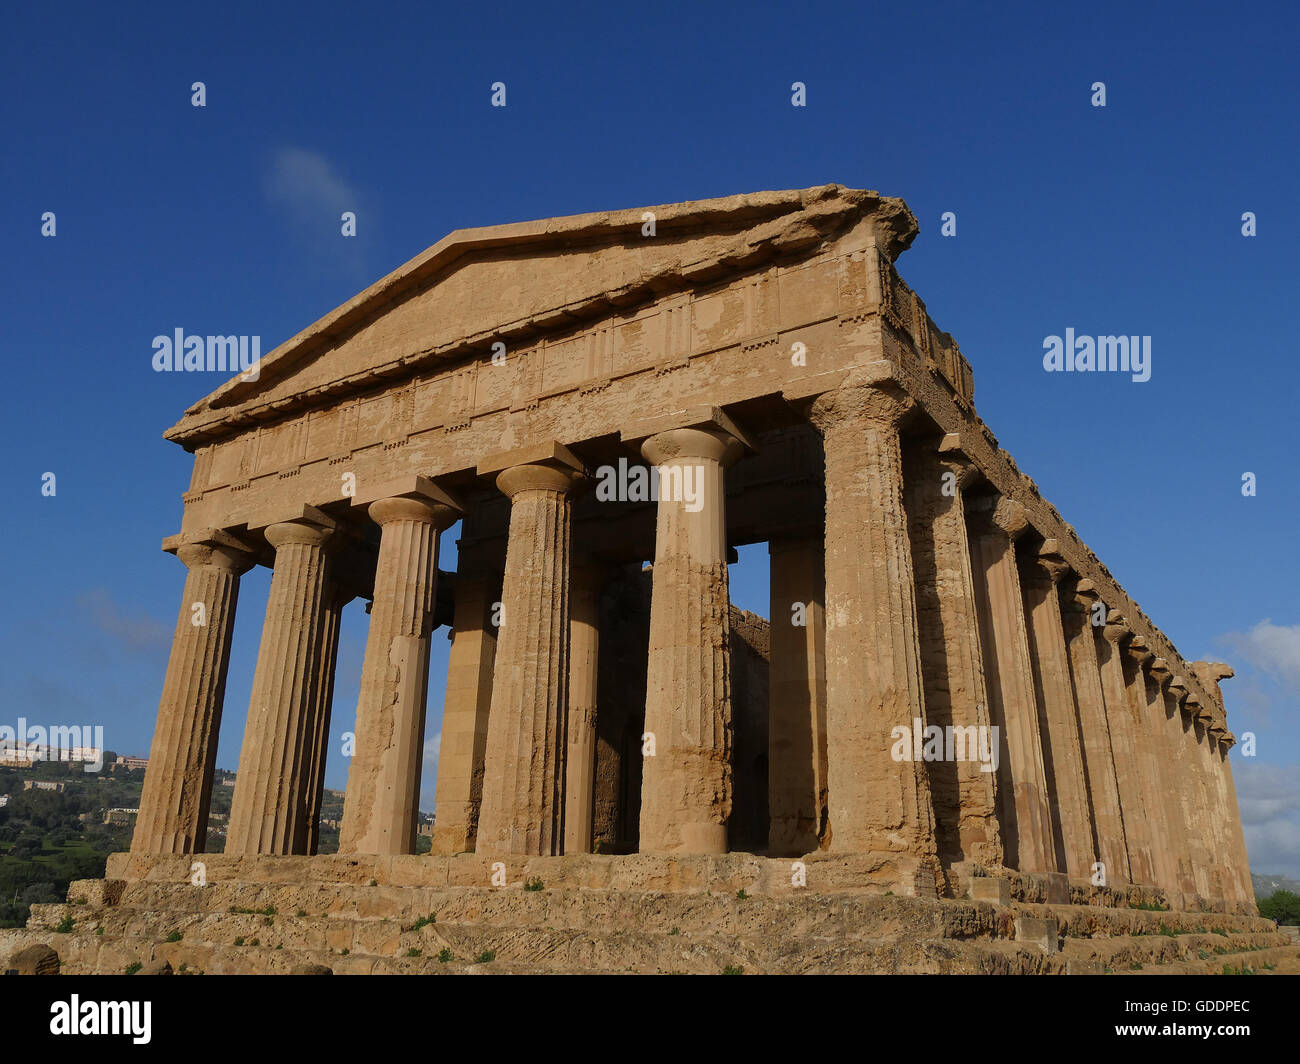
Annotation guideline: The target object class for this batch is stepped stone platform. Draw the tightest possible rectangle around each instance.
[3,854,1293,975]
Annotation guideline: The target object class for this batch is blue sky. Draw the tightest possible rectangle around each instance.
[2,1,1296,874]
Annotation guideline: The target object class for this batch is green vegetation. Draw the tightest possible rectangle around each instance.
[475,949,495,964]
[0,759,141,927]
[410,913,436,931]
[165,929,182,942]
[405,947,422,957]
[524,877,544,892]
[721,965,744,975]
[1258,889,1300,926]
[124,961,142,975]
[735,889,748,900]
[437,948,453,963]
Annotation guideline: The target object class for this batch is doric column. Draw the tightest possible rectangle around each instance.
[564,560,602,854]
[808,382,937,866]
[430,572,499,855]
[133,530,254,854]
[1061,580,1129,886]
[630,410,750,855]
[303,576,353,855]
[1123,633,1178,896]
[966,495,1056,874]
[1168,676,1213,899]
[1097,613,1156,886]
[227,508,337,856]
[1148,659,1197,900]
[1193,662,1253,908]
[475,444,585,856]
[1188,705,1226,902]
[1216,738,1254,911]
[1019,542,1095,880]
[340,478,462,855]
[903,433,1002,870]
[767,537,828,856]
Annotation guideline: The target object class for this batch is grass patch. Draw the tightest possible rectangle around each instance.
[124,961,142,975]
[524,878,544,892]
[475,950,496,964]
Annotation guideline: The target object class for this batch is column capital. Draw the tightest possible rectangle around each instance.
[808,379,914,433]
[479,440,587,497]
[936,431,984,488]
[164,528,257,575]
[263,505,337,550]
[354,475,465,530]
[1102,609,1132,645]
[966,494,1029,540]
[1020,538,1071,584]
[1126,631,1154,664]
[622,406,755,467]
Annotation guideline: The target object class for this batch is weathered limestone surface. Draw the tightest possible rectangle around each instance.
[903,434,1001,870]
[810,380,937,877]
[1062,584,1130,887]
[113,187,1254,963]
[340,486,459,855]
[1019,543,1095,880]
[430,573,499,855]
[1098,619,1156,887]
[475,451,583,855]
[563,561,601,854]
[766,538,827,856]
[134,532,254,855]
[967,497,1056,875]
[635,415,746,855]
[227,511,336,856]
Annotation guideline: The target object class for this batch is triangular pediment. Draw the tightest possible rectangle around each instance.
[165,185,916,448]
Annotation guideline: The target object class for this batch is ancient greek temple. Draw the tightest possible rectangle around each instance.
[132,186,1254,914]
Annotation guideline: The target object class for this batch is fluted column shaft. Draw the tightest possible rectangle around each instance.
[431,575,499,855]
[340,496,455,855]
[227,517,336,855]
[1062,593,1129,885]
[476,464,580,855]
[1217,743,1254,909]
[1129,655,1178,895]
[303,581,348,855]
[1098,622,1155,885]
[767,538,828,856]
[1191,713,1227,900]
[133,537,253,854]
[564,561,602,854]
[1020,552,1096,879]
[638,427,740,854]
[903,438,1002,869]
[967,499,1056,874]
[1157,681,1200,897]
[810,384,936,860]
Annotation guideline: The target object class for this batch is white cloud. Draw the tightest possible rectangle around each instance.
[1220,620,1300,688]
[264,146,356,224]
[78,589,170,654]
[1235,761,1300,878]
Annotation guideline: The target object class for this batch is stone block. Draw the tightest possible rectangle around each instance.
[970,877,1011,905]
[1014,916,1059,954]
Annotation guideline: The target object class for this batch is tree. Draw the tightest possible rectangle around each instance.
[1258,889,1300,926]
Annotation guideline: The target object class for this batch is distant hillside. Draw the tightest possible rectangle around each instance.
[1252,872,1300,898]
